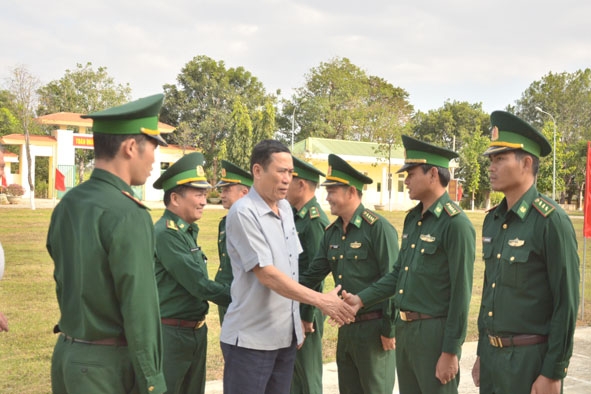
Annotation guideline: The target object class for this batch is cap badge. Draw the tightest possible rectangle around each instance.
[196,165,205,177]
[221,168,226,177]
[327,166,332,176]
[491,126,499,141]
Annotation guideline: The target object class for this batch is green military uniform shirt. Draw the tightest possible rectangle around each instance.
[47,169,166,393]
[296,197,330,321]
[214,216,232,287]
[478,185,580,379]
[155,209,231,320]
[301,204,398,337]
[359,192,475,355]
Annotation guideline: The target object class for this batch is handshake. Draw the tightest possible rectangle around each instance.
[315,286,364,327]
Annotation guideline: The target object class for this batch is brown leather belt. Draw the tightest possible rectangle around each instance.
[161,318,205,330]
[60,333,127,346]
[354,311,383,323]
[488,334,548,348]
[399,310,434,322]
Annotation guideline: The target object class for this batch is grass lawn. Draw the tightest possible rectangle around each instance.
[0,204,590,393]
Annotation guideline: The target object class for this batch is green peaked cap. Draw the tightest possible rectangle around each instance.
[292,156,325,183]
[81,93,167,147]
[483,110,551,158]
[321,154,372,191]
[397,135,458,173]
[215,160,253,187]
[153,152,211,191]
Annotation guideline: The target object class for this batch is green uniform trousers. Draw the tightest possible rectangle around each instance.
[479,341,560,394]
[396,318,460,394]
[162,323,208,394]
[336,318,396,394]
[291,310,324,394]
[51,334,140,394]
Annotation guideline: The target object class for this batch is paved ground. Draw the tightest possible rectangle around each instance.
[205,326,591,394]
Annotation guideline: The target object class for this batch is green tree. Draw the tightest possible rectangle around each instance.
[226,98,253,169]
[280,57,413,146]
[37,62,132,184]
[513,69,591,203]
[161,55,276,185]
[410,101,491,207]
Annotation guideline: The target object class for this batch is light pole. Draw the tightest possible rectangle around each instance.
[291,106,296,151]
[535,106,557,201]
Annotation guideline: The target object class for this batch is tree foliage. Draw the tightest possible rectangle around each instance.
[513,69,591,203]
[279,57,413,146]
[161,55,276,184]
[410,101,491,207]
[37,62,132,184]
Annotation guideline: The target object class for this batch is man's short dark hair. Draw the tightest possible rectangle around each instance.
[514,150,540,177]
[163,184,191,206]
[250,140,290,173]
[93,133,150,160]
[419,164,451,187]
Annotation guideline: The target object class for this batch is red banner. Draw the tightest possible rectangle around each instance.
[1,175,6,187]
[584,142,591,238]
[55,169,66,192]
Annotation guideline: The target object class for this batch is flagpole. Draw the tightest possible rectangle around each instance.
[583,238,586,319]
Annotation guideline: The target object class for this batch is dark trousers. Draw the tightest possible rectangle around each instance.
[221,337,297,394]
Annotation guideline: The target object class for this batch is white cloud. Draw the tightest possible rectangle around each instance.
[1,0,589,113]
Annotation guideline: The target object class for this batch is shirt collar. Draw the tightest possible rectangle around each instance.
[164,209,198,234]
[295,196,319,219]
[91,168,134,194]
[495,185,538,221]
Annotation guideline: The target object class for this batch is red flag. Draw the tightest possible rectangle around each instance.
[584,142,591,238]
[55,168,66,192]
[1,175,6,187]
[457,182,463,201]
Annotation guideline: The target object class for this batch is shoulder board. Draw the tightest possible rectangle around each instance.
[532,197,555,218]
[443,201,461,217]
[362,209,379,225]
[485,204,498,213]
[121,190,149,210]
[166,220,179,231]
[309,206,321,219]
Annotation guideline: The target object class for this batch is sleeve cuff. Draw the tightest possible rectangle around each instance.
[144,373,167,394]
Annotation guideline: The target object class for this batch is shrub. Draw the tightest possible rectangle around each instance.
[6,183,25,196]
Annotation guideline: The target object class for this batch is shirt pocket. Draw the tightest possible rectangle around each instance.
[415,241,442,275]
[500,247,530,288]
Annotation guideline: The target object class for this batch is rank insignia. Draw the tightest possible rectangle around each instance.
[491,126,499,141]
[420,234,436,243]
[350,241,362,249]
[444,202,460,217]
[166,220,179,230]
[121,190,149,209]
[310,206,320,219]
[508,238,525,247]
[362,209,378,225]
[533,197,555,217]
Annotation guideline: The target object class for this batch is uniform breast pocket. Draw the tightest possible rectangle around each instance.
[500,247,530,288]
[415,241,441,274]
[345,247,368,263]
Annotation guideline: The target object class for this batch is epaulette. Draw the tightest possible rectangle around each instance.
[361,209,379,225]
[532,197,555,218]
[121,190,149,210]
[166,220,179,231]
[443,201,461,217]
[309,206,321,219]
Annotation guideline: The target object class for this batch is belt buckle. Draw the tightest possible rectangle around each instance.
[488,335,503,348]
[400,311,412,322]
[194,320,205,330]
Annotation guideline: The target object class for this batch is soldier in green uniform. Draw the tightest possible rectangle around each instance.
[152,152,232,394]
[344,136,475,394]
[214,160,252,325]
[300,153,398,394]
[287,156,330,394]
[471,111,580,394]
[47,94,168,394]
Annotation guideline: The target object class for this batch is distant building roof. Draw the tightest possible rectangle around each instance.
[292,137,404,161]
[35,112,175,133]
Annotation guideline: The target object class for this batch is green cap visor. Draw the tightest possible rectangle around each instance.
[321,168,365,191]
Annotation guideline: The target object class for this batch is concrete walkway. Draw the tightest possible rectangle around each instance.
[205,326,591,393]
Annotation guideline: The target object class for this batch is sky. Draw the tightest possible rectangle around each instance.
[1,0,590,114]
